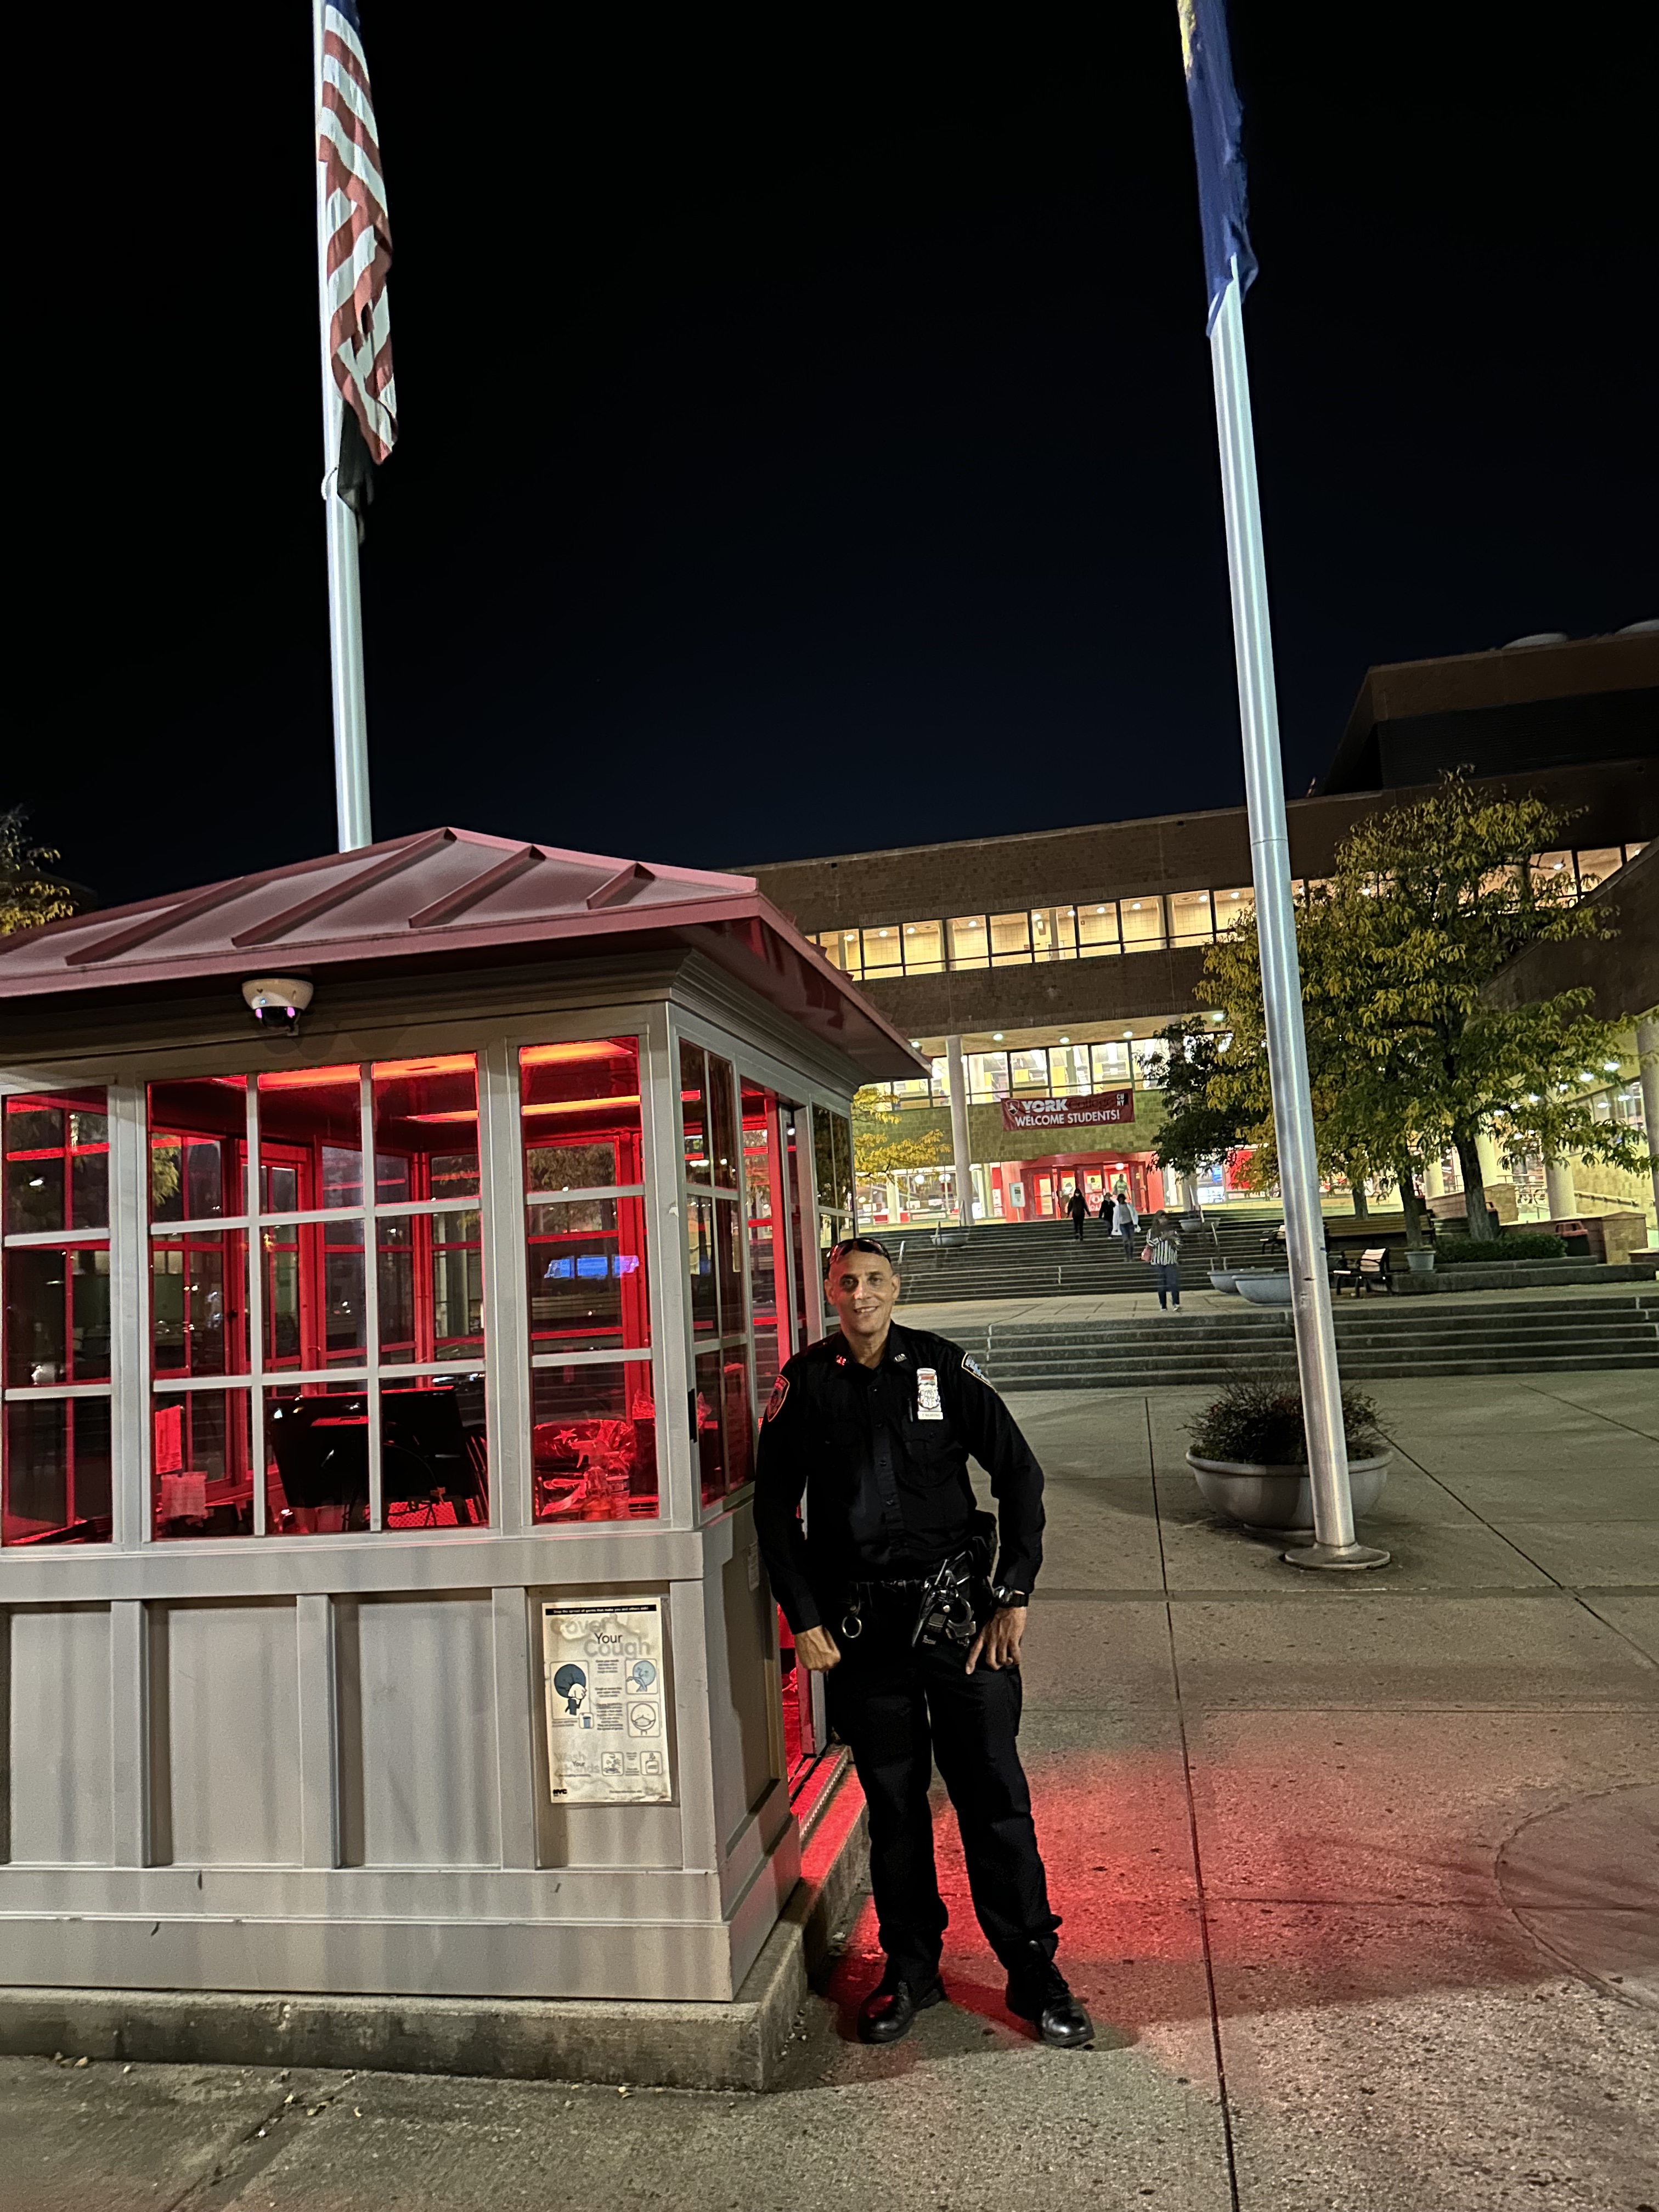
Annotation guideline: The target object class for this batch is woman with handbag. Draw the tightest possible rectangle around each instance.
[1143,1212,1183,1311]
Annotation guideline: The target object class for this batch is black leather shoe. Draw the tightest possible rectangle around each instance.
[857,1974,946,2045]
[1006,1965,1095,2049]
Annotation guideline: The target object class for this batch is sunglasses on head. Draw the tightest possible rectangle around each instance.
[825,1235,895,1267]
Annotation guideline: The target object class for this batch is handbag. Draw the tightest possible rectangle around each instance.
[1140,1243,1155,1263]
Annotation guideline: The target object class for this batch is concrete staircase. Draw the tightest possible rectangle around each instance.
[893,1216,1274,1301]
[938,1292,1659,1389]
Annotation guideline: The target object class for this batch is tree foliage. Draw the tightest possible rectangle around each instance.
[1144,1017,1256,1178]
[851,1088,953,1177]
[1191,774,1650,1238]
[0,808,77,936]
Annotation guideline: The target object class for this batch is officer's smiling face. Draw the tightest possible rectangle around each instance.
[826,1251,900,1348]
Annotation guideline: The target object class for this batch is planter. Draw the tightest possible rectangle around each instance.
[1405,1247,1436,1274]
[1208,1268,1240,1294]
[1186,1449,1392,1535]
[1235,1271,1294,1307]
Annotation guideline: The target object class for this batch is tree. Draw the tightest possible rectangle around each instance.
[0,808,77,936]
[1145,1017,1258,1187]
[1198,774,1650,1240]
[851,1087,953,1178]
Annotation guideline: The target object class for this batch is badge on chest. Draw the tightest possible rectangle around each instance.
[915,1367,945,1421]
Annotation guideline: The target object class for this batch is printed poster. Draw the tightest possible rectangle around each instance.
[541,1597,671,1803]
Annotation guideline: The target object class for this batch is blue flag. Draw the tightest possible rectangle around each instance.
[1178,0,1258,332]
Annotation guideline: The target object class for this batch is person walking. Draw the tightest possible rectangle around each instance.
[755,1235,1093,2051]
[1145,1210,1184,1310]
[1065,1184,1088,1243]
[1110,1187,1139,1261]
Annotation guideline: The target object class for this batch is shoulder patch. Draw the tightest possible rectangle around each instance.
[961,1351,998,1391]
[763,1375,790,1423]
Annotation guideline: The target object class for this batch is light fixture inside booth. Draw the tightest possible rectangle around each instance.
[241,976,314,1035]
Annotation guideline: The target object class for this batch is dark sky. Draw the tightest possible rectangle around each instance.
[15,5,1657,910]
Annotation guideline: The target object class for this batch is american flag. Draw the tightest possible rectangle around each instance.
[318,0,397,463]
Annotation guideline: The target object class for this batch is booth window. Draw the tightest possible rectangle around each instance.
[522,1038,657,1524]
[140,1061,489,1542]
[2,1088,113,1545]
[681,1044,756,1507]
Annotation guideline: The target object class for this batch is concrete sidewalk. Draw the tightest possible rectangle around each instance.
[4,1372,1656,2210]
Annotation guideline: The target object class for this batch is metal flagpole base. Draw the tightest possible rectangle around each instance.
[1282,1539,1391,1572]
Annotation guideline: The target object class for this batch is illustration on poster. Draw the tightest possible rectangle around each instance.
[552,1663,588,1717]
[629,1658,657,1692]
[543,1598,672,1805]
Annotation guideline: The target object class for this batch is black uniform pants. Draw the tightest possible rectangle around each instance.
[828,1612,1059,1988]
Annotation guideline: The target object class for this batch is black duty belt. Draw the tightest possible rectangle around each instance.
[839,1547,986,1651]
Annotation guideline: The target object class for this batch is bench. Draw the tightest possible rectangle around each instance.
[1331,1245,1391,1296]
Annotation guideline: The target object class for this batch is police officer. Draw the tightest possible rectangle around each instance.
[755,1235,1093,2050]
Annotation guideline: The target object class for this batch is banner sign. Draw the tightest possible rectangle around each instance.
[1000,1088,1135,1132]
[542,1597,671,1803]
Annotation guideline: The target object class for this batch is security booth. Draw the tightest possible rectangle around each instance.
[0,828,918,2009]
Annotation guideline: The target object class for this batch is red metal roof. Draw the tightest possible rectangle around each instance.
[0,827,923,1079]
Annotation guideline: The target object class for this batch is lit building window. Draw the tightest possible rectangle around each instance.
[1169,889,1214,945]
[1077,904,1120,957]
[902,919,944,973]
[1120,897,1166,953]
[989,913,1032,966]
[947,916,989,971]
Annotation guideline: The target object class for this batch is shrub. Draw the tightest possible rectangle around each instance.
[1436,1231,1567,1266]
[1187,1372,1384,1466]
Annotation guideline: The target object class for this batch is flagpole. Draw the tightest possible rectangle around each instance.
[1207,258,1387,1571]
[312,0,373,854]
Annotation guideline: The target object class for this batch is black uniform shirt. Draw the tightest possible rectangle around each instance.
[753,1323,1045,1634]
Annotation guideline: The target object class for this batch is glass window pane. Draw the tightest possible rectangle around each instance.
[2,1395,111,1545]
[1009,1050,1048,1094]
[4,1243,111,1387]
[815,931,848,973]
[371,1054,478,1204]
[151,1231,249,1378]
[528,1196,650,1357]
[686,1193,719,1339]
[902,919,943,972]
[148,1077,246,1222]
[152,1387,253,1539]
[1091,1041,1131,1087]
[714,1193,747,1338]
[263,1382,369,1534]
[4,1089,109,1234]
[1216,886,1255,932]
[1077,904,1119,956]
[813,1108,853,1219]
[947,916,989,970]
[1048,1046,1090,1094]
[721,1348,753,1496]
[1030,907,1077,962]
[381,1376,488,1529]
[378,1209,484,1364]
[1532,851,1573,893]
[260,1220,365,1370]
[679,1040,709,1185]
[860,925,904,975]
[257,1067,363,1212]
[531,1362,657,1522]
[989,911,1031,964]
[1169,889,1213,944]
[1575,848,1622,892]
[693,1348,727,1505]
[836,929,864,980]
[708,1054,741,1191]
[521,1039,644,1192]
[967,1052,1010,1101]
[743,1087,783,1397]
[1120,895,1165,951]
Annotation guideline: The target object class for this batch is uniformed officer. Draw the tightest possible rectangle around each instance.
[755,1235,1093,2049]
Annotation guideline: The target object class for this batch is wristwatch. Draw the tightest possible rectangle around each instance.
[990,1584,1029,1611]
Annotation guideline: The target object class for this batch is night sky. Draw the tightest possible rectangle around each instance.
[15,5,1657,911]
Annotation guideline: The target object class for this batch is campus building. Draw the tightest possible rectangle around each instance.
[747,625,1658,1226]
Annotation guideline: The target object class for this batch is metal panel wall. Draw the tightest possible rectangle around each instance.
[8,1606,113,1864]
[157,1600,301,1867]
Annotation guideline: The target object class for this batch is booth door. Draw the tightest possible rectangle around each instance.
[742,1082,829,1785]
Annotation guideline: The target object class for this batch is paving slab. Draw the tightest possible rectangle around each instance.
[1186,1709,1659,1905]
[1019,1599,1178,1710]
[1487,1519,1659,1586]
[1001,1392,1156,1480]
[1209,1903,1659,2212]
[1169,1593,1659,1708]
[0,2055,344,2212]
[1154,1509,1555,1595]
[1037,1475,1166,1590]
[1403,1458,1659,1521]
[1581,1592,1659,1661]
[1515,1370,1659,1441]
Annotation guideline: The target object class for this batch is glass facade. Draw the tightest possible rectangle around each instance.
[810,846,1645,981]
[2,1088,112,1544]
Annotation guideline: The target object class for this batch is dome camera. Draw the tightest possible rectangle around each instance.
[242,976,314,1034]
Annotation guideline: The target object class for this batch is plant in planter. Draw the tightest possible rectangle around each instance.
[1185,1372,1392,1536]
